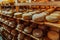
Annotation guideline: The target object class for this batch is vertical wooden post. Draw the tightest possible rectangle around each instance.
[15,0,19,12]
[16,6,19,12]
[0,4,1,10]
[0,4,2,13]
[0,6,1,10]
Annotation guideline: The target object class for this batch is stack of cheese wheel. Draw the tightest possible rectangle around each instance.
[22,10,39,20]
[22,12,32,20]
[32,8,55,22]
[22,9,45,20]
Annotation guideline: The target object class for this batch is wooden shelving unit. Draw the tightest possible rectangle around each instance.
[0,1,60,40]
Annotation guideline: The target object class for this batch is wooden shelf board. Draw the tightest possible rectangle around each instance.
[15,1,60,7]
[0,1,60,7]
[44,22,60,28]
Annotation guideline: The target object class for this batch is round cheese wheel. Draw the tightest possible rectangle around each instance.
[46,15,59,22]
[33,29,43,37]
[47,31,59,40]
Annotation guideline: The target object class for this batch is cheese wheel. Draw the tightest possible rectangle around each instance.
[47,31,59,40]
[5,11,12,15]
[33,29,43,37]
[46,11,60,22]
[50,11,60,17]
[22,13,32,20]
[46,15,59,22]
[14,12,22,18]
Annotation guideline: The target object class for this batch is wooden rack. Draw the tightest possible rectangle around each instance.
[0,1,60,40]
[0,13,60,29]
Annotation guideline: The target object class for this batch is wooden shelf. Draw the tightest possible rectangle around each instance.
[31,20,60,28]
[44,22,60,28]
[0,13,60,28]
[15,1,60,7]
[0,1,60,7]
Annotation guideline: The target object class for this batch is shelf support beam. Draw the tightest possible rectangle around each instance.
[16,6,19,12]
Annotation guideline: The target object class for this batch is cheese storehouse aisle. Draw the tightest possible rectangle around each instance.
[0,0,60,40]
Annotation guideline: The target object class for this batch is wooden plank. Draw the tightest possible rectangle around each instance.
[15,1,60,7]
[44,22,60,28]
